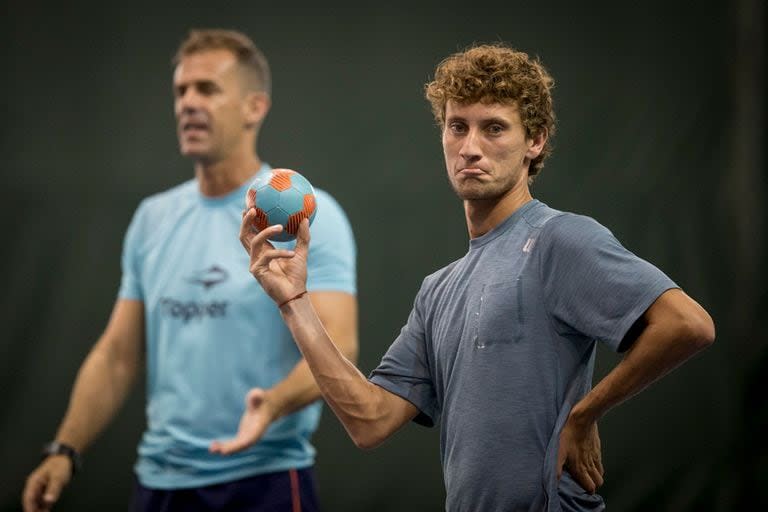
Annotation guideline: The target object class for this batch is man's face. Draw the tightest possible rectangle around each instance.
[442,100,541,201]
[173,49,250,162]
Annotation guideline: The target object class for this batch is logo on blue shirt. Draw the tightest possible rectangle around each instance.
[185,265,230,289]
[159,297,229,323]
[158,264,231,323]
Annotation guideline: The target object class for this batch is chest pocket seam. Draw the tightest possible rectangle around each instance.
[475,277,523,348]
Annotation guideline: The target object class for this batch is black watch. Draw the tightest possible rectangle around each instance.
[41,441,82,476]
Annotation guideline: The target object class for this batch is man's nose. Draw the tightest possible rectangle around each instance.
[177,88,203,112]
[459,130,482,161]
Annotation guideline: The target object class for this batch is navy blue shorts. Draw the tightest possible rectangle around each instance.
[129,467,319,512]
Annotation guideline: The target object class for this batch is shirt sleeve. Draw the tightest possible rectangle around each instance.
[369,282,438,427]
[305,190,357,294]
[117,201,146,301]
[538,213,678,352]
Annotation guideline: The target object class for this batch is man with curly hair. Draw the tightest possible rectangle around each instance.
[238,43,715,510]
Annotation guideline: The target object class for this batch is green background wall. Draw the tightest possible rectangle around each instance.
[2,1,764,510]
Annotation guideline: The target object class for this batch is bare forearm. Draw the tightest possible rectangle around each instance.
[279,296,393,445]
[55,346,139,452]
[267,344,357,420]
[240,222,412,447]
[266,291,359,420]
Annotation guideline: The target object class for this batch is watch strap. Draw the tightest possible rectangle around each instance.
[41,441,82,476]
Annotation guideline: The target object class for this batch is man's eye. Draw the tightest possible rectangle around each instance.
[449,123,466,133]
[487,125,503,134]
[198,83,216,95]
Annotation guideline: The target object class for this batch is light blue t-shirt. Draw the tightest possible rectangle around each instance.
[119,164,356,489]
[370,200,676,512]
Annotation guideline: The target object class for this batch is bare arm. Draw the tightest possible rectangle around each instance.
[238,215,418,450]
[558,288,715,492]
[571,288,714,423]
[210,291,361,454]
[280,293,418,449]
[53,299,145,450]
[262,291,359,418]
[23,299,145,511]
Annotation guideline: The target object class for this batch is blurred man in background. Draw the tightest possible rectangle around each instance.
[22,28,357,512]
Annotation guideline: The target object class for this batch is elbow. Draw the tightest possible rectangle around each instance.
[683,308,716,351]
[92,340,141,380]
[332,377,398,451]
[344,402,391,450]
[697,314,716,349]
[349,428,386,451]
[351,434,376,451]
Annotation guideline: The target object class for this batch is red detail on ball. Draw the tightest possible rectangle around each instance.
[285,194,317,235]
[303,194,316,216]
[286,212,303,235]
[251,207,269,231]
[269,169,295,192]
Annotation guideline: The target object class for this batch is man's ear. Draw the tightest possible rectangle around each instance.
[244,91,271,127]
[525,128,548,160]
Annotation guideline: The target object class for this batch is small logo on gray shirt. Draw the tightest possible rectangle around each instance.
[523,238,536,253]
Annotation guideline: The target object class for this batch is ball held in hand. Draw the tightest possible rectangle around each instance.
[245,168,317,242]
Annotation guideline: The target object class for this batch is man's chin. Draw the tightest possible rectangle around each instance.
[179,145,210,159]
[452,181,489,199]
[452,184,507,201]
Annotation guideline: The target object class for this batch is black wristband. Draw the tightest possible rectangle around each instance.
[41,441,82,476]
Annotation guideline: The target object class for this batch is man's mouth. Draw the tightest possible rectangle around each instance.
[180,121,209,135]
[457,167,487,176]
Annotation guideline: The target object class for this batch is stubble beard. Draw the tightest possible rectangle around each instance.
[449,166,524,201]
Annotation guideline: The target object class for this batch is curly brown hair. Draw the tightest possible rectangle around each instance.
[425,44,556,178]
[173,29,271,96]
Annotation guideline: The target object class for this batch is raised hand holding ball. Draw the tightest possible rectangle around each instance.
[245,168,317,242]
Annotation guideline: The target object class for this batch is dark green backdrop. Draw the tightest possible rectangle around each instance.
[2,1,764,510]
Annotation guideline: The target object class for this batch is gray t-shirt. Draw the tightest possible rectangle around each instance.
[369,200,677,512]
